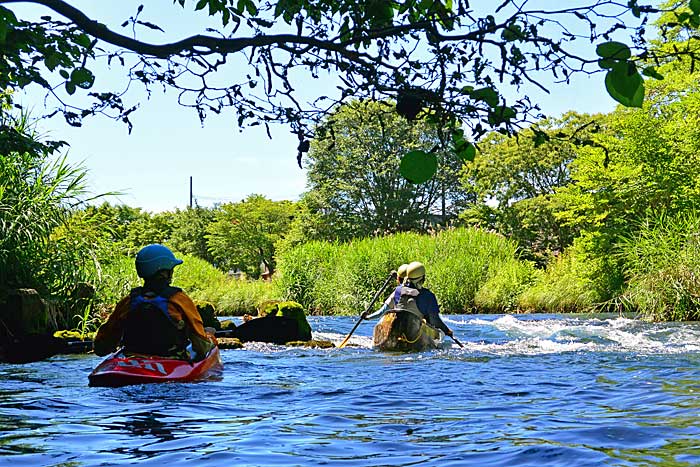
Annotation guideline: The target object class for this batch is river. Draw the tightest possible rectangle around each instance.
[1,314,700,466]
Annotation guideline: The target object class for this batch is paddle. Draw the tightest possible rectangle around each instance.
[337,270,397,349]
[448,333,464,348]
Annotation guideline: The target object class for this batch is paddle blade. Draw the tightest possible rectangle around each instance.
[338,317,363,349]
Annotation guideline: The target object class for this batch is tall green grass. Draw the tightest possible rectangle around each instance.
[173,254,280,315]
[518,250,599,312]
[275,227,536,314]
[618,213,700,321]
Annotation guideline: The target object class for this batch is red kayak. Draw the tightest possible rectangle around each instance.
[88,346,223,387]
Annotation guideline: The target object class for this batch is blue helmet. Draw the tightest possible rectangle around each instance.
[135,244,183,279]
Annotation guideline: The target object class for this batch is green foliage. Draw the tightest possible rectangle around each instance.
[169,206,216,262]
[618,212,700,321]
[5,1,682,182]
[518,245,605,313]
[172,253,281,314]
[461,112,593,263]
[554,70,700,258]
[302,100,471,241]
[474,258,538,313]
[0,112,87,295]
[125,211,175,249]
[275,227,535,314]
[206,194,296,277]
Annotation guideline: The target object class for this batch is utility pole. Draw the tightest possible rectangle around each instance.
[189,176,193,209]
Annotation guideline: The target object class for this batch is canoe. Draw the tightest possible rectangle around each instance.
[373,309,444,352]
[88,346,223,387]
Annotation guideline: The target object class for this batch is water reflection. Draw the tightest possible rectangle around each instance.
[0,314,699,466]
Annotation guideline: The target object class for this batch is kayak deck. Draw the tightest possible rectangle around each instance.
[88,346,223,387]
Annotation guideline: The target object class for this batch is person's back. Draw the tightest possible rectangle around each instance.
[392,284,424,320]
[122,286,188,357]
[94,244,215,360]
[400,262,453,336]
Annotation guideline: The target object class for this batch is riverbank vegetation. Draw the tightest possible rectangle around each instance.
[4,2,700,338]
[5,65,700,330]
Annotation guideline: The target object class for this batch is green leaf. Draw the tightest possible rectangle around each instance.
[605,63,644,108]
[59,69,70,79]
[469,87,499,108]
[691,0,700,15]
[367,0,393,27]
[70,67,95,89]
[501,21,524,42]
[487,106,517,126]
[455,141,476,162]
[532,129,550,147]
[74,33,92,49]
[596,41,631,60]
[597,58,617,69]
[44,53,61,71]
[339,17,351,42]
[65,81,76,95]
[245,0,257,16]
[399,150,438,184]
[0,6,17,44]
[642,66,664,80]
[195,0,208,11]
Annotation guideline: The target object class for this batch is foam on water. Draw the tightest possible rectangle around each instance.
[463,314,700,355]
[3,313,700,467]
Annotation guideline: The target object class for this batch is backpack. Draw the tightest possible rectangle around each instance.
[392,286,425,320]
[122,286,187,356]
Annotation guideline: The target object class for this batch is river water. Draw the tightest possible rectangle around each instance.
[1,314,700,466]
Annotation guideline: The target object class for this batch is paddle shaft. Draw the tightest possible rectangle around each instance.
[448,334,464,348]
[337,271,397,349]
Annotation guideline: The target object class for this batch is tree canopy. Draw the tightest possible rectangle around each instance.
[299,99,470,240]
[3,0,700,170]
[206,194,296,277]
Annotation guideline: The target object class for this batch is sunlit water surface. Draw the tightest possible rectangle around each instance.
[2,314,700,466]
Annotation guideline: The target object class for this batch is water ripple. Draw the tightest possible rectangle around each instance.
[1,314,700,466]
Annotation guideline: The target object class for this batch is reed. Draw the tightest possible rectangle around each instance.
[518,247,601,313]
[618,213,700,321]
[173,254,281,315]
[275,227,536,314]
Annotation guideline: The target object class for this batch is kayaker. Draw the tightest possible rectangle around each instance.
[361,263,408,320]
[363,261,454,338]
[93,244,215,360]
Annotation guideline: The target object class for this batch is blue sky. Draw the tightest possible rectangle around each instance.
[13,0,620,212]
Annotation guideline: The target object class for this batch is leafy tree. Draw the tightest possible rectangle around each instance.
[206,194,295,277]
[80,203,146,250]
[124,211,176,249]
[301,100,471,241]
[459,112,603,263]
[544,68,700,299]
[169,206,216,262]
[3,0,698,178]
